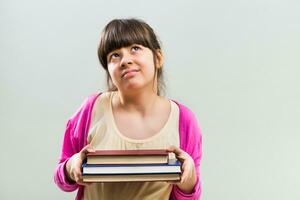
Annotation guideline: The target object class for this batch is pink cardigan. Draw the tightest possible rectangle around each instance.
[54,93,202,200]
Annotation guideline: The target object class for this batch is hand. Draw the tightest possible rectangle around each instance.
[167,145,197,193]
[65,144,95,186]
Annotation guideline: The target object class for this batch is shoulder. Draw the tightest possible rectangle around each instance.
[171,100,202,149]
[68,92,102,124]
[171,100,198,123]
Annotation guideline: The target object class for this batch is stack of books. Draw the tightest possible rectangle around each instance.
[82,149,182,182]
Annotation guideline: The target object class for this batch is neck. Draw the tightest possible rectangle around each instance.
[113,90,160,117]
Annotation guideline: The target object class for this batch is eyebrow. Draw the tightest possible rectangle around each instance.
[107,44,142,58]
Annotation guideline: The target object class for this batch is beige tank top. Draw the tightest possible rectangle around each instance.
[83,92,180,200]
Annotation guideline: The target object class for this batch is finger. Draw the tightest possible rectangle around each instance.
[180,161,191,183]
[180,167,187,183]
[81,144,96,154]
[177,154,187,162]
[74,172,92,186]
[167,145,185,157]
[166,145,176,152]
[77,181,92,186]
[74,172,81,183]
[77,174,93,186]
[183,159,196,183]
[77,178,92,186]
[79,145,96,159]
[166,145,179,154]
[174,152,189,165]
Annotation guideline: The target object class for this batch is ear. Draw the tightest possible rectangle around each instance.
[154,49,164,69]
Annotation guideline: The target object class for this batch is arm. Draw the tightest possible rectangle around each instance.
[54,93,100,192]
[171,105,202,200]
[54,120,80,192]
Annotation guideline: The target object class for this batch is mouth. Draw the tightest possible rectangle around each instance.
[121,69,140,78]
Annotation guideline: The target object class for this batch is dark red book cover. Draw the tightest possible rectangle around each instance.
[87,149,168,156]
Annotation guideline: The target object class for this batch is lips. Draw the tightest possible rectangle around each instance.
[121,69,140,78]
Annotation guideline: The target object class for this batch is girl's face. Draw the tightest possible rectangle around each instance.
[107,44,162,94]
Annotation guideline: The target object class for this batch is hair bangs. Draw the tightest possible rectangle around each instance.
[99,19,154,69]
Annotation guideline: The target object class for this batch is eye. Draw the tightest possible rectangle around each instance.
[109,52,119,61]
[131,45,141,52]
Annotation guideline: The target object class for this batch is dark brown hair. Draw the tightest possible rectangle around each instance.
[97,18,165,95]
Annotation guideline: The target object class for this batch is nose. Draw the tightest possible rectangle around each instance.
[120,50,133,68]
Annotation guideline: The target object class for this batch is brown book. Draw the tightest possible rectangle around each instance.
[86,149,169,164]
[83,173,181,182]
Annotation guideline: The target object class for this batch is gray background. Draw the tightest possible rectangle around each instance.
[1,0,299,199]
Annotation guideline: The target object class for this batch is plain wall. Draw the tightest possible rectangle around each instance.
[1,0,300,199]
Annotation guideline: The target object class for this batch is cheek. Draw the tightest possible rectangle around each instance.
[140,55,156,70]
[107,68,113,77]
[107,65,117,79]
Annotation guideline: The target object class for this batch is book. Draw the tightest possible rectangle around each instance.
[82,159,181,175]
[82,173,181,182]
[86,149,169,165]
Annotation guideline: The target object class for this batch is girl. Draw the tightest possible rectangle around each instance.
[54,18,202,200]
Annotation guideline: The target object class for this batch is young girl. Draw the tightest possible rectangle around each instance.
[54,18,202,200]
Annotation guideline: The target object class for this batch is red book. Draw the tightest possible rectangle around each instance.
[86,149,169,164]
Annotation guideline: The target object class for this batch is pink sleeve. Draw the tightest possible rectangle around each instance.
[171,104,202,200]
[53,94,99,196]
[54,93,101,199]
[54,120,80,192]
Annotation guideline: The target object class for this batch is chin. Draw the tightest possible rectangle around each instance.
[123,83,145,92]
